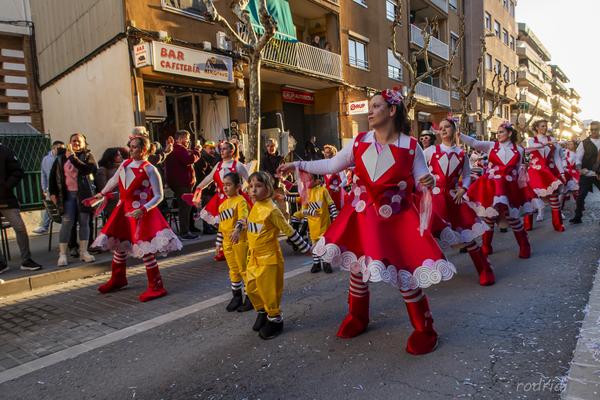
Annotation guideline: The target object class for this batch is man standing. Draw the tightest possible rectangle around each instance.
[33,140,65,234]
[261,138,283,186]
[304,136,321,160]
[570,121,600,224]
[0,143,43,273]
[165,130,201,239]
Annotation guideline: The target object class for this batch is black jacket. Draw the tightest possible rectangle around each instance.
[581,137,600,173]
[48,148,97,215]
[0,144,24,209]
[261,151,283,179]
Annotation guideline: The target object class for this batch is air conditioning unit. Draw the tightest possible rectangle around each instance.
[216,31,232,51]
[144,87,167,118]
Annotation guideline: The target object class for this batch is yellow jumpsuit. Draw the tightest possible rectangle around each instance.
[217,195,249,285]
[245,199,298,317]
[291,185,335,243]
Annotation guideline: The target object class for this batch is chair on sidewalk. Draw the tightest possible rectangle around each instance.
[163,190,180,234]
[0,216,11,261]
[44,199,62,252]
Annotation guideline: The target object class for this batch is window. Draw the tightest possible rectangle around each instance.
[510,35,515,50]
[387,49,403,81]
[486,100,494,114]
[503,66,510,82]
[511,70,516,82]
[450,33,459,53]
[494,59,502,74]
[449,0,458,11]
[503,0,509,10]
[496,104,503,118]
[386,0,397,21]
[161,0,207,19]
[510,1,516,17]
[349,38,368,70]
[503,29,509,45]
[353,0,368,7]
[485,54,492,71]
[485,12,492,31]
[494,20,501,39]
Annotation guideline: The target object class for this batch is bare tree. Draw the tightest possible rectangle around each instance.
[478,68,517,130]
[390,2,463,112]
[516,92,541,138]
[202,0,276,162]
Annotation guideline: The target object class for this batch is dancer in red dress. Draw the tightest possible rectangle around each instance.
[278,88,455,355]
[562,140,580,203]
[93,136,182,302]
[322,144,347,211]
[524,120,565,231]
[460,122,533,259]
[424,119,495,286]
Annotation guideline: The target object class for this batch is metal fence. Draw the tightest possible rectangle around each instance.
[1,134,51,210]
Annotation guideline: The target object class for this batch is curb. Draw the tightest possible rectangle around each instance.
[0,239,216,298]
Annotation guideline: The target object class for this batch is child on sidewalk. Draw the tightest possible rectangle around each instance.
[216,172,252,312]
[245,171,310,340]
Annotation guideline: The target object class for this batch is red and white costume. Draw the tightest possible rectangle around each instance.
[93,159,182,302]
[299,130,454,355]
[324,172,347,211]
[460,134,533,259]
[196,159,249,225]
[563,149,580,193]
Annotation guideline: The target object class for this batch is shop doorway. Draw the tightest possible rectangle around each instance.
[283,102,306,159]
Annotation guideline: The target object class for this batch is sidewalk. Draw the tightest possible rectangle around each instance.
[0,227,216,297]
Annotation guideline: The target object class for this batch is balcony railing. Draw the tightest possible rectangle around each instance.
[415,82,450,107]
[239,27,342,81]
[519,92,551,113]
[430,0,448,13]
[410,24,449,60]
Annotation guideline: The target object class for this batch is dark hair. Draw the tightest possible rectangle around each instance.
[223,172,241,186]
[174,130,190,140]
[119,146,130,159]
[500,124,519,144]
[69,133,88,149]
[52,140,64,147]
[444,118,457,131]
[373,92,411,135]
[98,147,122,169]
[221,141,239,159]
[248,171,274,198]
[532,119,548,132]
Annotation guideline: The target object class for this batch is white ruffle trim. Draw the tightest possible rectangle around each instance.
[93,228,183,258]
[313,238,456,290]
[438,222,489,249]
[465,196,534,219]
[199,209,219,225]
[532,179,562,197]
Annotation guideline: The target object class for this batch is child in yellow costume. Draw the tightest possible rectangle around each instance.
[216,172,252,312]
[287,175,338,273]
[245,171,310,340]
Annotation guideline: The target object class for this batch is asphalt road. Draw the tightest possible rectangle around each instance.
[0,198,599,400]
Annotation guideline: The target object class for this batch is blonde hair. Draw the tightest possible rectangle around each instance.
[323,144,338,155]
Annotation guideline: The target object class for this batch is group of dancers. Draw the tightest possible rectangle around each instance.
[87,87,591,352]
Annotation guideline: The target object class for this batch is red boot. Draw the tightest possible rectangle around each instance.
[98,260,128,293]
[214,248,226,262]
[337,293,369,338]
[468,247,496,286]
[139,266,168,302]
[513,230,531,259]
[523,214,534,231]
[481,230,494,257]
[551,208,565,232]
[404,295,438,355]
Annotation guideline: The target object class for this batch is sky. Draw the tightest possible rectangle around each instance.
[516,0,600,121]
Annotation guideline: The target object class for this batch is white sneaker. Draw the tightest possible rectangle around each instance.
[536,213,544,222]
[57,254,68,267]
[80,252,95,263]
[32,227,48,234]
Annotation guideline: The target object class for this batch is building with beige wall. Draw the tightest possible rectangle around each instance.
[550,65,584,140]
[464,0,518,138]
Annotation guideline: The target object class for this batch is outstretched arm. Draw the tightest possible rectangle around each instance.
[459,134,494,154]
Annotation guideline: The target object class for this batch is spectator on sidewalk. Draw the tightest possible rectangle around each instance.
[419,130,436,149]
[570,121,600,224]
[0,143,43,273]
[261,138,283,186]
[49,133,98,267]
[33,140,65,234]
[194,141,219,234]
[304,136,322,161]
[165,130,201,240]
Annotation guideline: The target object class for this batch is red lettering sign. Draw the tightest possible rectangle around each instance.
[282,88,314,105]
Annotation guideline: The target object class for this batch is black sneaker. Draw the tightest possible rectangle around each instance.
[87,246,103,255]
[252,311,268,331]
[237,295,254,312]
[311,262,322,273]
[322,262,333,274]
[180,233,199,240]
[569,217,582,224]
[20,259,42,271]
[226,290,243,312]
[0,263,8,274]
[259,319,284,340]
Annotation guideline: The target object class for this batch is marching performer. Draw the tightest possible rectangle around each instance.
[459,122,533,259]
[424,119,495,286]
[524,120,565,231]
[278,88,456,355]
[562,140,580,206]
[93,135,182,301]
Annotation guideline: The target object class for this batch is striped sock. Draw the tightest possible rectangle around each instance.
[401,288,425,303]
[231,280,243,291]
[267,314,283,323]
[113,250,127,264]
[507,217,524,232]
[142,254,157,270]
[465,240,479,252]
[349,272,369,297]
[313,255,321,265]
[548,194,560,210]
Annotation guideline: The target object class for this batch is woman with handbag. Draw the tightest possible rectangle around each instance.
[49,133,98,267]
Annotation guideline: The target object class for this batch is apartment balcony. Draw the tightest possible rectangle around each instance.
[411,0,448,16]
[415,82,450,108]
[239,27,342,81]
[519,92,551,113]
[517,70,551,94]
[410,24,449,61]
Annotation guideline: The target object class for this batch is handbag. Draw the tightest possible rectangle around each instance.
[43,199,62,224]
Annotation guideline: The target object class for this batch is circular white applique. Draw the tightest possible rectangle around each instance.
[549,163,554,168]
[379,205,392,218]
[355,200,366,212]
[398,181,407,190]
[391,194,402,204]
[354,187,362,196]
[409,149,415,155]
[142,180,150,187]
[139,192,148,200]
[354,142,359,147]
[132,201,141,209]
[432,187,441,195]
[505,175,513,182]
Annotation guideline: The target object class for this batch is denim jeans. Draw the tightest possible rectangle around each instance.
[59,191,90,244]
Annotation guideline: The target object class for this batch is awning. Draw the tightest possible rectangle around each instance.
[247,0,297,42]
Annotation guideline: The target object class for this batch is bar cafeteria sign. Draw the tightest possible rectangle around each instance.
[282,88,314,105]
[348,100,369,115]
[152,42,233,83]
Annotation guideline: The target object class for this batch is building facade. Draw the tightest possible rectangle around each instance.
[0,0,43,131]
[550,65,583,140]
